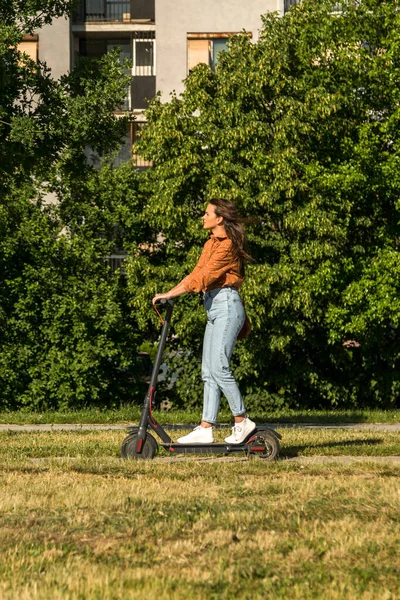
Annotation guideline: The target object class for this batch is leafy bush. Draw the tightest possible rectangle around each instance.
[2,0,400,411]
[132,0,400,409]
[0,2,150,409]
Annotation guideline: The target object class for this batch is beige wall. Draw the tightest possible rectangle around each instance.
[156,0,280,100]
[39,16,71,79]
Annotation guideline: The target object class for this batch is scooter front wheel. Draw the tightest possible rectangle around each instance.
[121,433,158,460]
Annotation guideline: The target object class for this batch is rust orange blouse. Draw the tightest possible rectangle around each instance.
[181,234,244,294]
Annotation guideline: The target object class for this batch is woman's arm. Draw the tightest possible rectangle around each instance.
[152,240,212,305]
[152,237,233,304]
[152,281,188,305]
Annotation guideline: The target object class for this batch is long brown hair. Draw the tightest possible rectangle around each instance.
[209,198,253,275]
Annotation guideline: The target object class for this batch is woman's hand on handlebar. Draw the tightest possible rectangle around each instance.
[152,281,188,305]
[152,293,170,305]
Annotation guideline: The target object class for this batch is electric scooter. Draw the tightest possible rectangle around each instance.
[121,299,281,460]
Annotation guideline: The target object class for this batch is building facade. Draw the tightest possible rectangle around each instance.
[23,0,286,164]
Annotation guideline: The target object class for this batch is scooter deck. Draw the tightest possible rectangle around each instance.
[128,424,281,438]
[159,442,250,454]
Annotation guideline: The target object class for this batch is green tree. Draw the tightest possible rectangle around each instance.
[132,0,400,409]
[0,1,151,409]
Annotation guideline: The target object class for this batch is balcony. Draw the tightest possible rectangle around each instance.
[284,0,342,11]
[73,0,155,23]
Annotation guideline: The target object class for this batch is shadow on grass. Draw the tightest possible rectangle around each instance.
[252,412,391,425]
[281,438,383,458]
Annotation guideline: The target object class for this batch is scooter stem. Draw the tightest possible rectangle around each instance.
[149,299,175,390]
[136,300,175,450]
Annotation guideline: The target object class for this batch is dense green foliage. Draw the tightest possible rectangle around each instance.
[133,0,400,410]
[0,1,151,409]
[2,0,400,412]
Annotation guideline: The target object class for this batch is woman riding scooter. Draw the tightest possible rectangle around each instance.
[152,198,255,444]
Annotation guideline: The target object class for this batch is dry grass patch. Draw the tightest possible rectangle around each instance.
[0,431,399,599]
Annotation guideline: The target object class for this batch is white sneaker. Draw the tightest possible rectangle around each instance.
[177,426,214,444]
[224,418,256,444]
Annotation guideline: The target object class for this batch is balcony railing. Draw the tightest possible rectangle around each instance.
[284,0,342,11]
[73,0,155,23]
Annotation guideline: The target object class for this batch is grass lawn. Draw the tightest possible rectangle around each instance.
[0,429,399,599]
[0,407,399,425]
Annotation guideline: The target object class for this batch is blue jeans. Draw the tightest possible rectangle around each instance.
[201,287,246,423]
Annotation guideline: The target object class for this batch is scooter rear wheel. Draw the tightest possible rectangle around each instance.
[121,433,158,460]
[248,432,280,461]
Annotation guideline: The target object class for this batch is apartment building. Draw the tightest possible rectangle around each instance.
[22,0,286,164]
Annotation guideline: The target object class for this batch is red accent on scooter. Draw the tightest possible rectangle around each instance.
[153,304,165,325]
[149,386,158,428]
[251,446,266,451]
[137,438,143,452]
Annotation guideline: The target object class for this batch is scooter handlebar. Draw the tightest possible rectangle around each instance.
[153,298,175,306]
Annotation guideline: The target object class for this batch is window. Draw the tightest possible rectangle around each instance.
[187,34,235,73]
[18,35,38,62]
[77,32,156,110]
[210,39,228,70]
[131,32,156,109]
[133,34,155,76]
[284,0,299,11]
[78,38,132,109]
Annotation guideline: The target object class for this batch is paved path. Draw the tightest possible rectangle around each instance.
[0,422,399,432]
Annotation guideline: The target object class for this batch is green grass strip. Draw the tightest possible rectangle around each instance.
[0,407,398,424]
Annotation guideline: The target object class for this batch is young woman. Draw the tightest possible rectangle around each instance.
[152,198,255,444]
